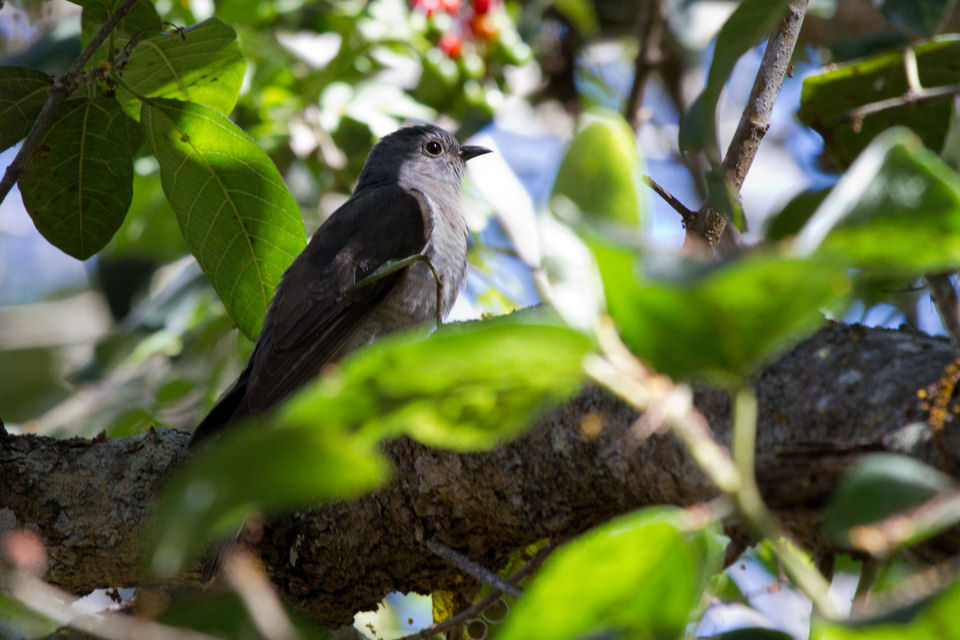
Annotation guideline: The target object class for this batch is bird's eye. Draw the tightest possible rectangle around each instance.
[424,140,443,156]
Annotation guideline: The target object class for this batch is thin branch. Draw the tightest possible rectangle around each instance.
[841,83,960,130]
[685,0,810,251]
[926,272,960,345]
[425,539,522,598]
[723,0,810,193]
[625,0,665,131]
[397,543,556,640]
[643,174,695,223]
[0,0,140,206]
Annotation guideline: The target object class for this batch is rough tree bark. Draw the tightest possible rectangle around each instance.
[2,322,960,625]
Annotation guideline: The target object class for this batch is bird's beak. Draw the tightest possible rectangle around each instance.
[460,145,492,161]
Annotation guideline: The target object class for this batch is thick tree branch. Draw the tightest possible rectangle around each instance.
[3,323,960,626]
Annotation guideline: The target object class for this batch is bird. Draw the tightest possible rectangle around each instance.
[189,124,491,446]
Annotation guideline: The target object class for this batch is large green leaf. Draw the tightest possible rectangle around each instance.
[0,66,51,153]
[873,0,957,36]
[552,108,643,226]
[324,317,593,451]
[800,36,960,168]
[19,98,133,260]
[678,0,791,229]
[795,127,960,273]
[142,99,305,339]
[824,454,955,544]
[150,318,590,574]
[594,245,849,386]
[149,425,389,577]
[812,579,960,639]
[498,507,724,640]
[118,18,245,120]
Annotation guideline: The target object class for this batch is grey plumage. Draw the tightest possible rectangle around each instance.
[190,124,490,445]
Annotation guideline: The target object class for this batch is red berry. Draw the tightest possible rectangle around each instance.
[439,32,462,58]
[473,0,494,14]
[470,13,498,40]
[441,0,461,12]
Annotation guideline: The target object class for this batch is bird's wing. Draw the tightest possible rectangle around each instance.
[247,184,432,411]
[190,184,430,445]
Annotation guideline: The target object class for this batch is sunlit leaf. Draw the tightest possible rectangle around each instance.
[19,98,133,260]
[552,108,643,226]
[800,35,960,168]
[118,18,245,120]
[0,66,51,152]
[812,578,960,639]
[873,0,957,36]
[795,127,960,273]
[142,99,306,339]
[594,245,849,386]
[286,316,593,451]
[499,507,724,640]
[824,454,955,543]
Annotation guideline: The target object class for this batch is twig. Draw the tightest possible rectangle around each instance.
[585,318,840,618]
[7,570,218,640]
[841,83,960,130]
[397,542,556,640]
[425,539,522,598]
[624,0,664,131]
[643,174,694,224]
[926,272,960,345]
[223,548,302,640]
[722,0,810,194]
[0,0,140,206]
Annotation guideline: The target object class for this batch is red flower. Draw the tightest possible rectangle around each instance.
[439,32,462,57]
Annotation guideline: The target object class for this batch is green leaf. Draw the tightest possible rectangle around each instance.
[552,108,643,226]
[824,454,955,543]
[812,578,960,639]
[149,426,389,577]
[141,99,306,339]
[680,0,792,157]
[594,245,850,386]
[118,18,245,120]
[795,127,960,273]
[0,66,51,152]
[19,98,133,260]
[799,35,960,168]
[286,316,593,451]
[498,507,724,640]
[764,188,829,241]
[79,0,162,48]
[873,0,957,36]
[548,0,599,36]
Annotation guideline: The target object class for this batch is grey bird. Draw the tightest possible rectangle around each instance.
[189,124,490,446]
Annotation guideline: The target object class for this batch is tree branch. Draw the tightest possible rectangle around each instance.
[926,271,960,345]
[684,0,810,251]
[3,323,960,626]
[624,0,664,131]
[0,0,141,207]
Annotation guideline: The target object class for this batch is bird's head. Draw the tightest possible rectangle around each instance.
[356,124,491,193]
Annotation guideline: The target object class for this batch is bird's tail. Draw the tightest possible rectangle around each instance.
[189,368,251,448]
